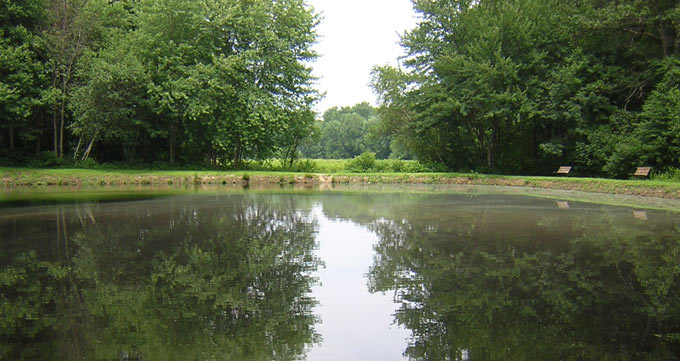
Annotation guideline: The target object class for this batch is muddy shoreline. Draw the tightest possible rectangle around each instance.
[2,171,679,199]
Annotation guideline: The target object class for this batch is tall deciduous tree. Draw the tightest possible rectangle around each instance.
[43,0,92,158]
[135,0,319,167]
[372,0,680,176]
[0,0,47,156]
[70,37,149,161]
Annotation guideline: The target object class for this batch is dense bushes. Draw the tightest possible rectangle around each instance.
[242,154,445,173]
[345,152,376,172]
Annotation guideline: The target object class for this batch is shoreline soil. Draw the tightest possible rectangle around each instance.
[2,168,680,199]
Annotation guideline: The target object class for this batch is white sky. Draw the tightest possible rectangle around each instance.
[306,0,418,115]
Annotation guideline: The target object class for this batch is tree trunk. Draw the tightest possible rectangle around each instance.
[474,126,491,169]
[73,135,83,160]
[486,146,492,168]
[35,133,41,156]
[233,138,242,169]
[59,95,66,158]
[53,106,59,155]
[285,140,299,168]
[288,144,296,168]
[81,131,98,161]
[660,23,669,57]
[169,128,175,164]
[495,121,501,168]
[8,125,15,152]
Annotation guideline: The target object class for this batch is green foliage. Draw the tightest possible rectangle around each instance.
[28,151,69,168]
[312,159,346,173]
[652,168,680,182]
[345,152,376,172]
[341,153,443,173]
[400,160,430,173]
[636,58,680,170]
[287,159,319,173]
[0,0,319,168]
[372,159,433,173]
[371,0,680,177]
[135,0,320,167]
[3,0,680,176]
[301,102,391,159]
[75,157,100,170]
[0,0,47,161]
[70,35,150,162]
[243,158,319,173]
[216,157,445,174]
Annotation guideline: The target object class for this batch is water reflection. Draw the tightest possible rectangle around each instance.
[306,206,409,361]
[362,193,680,360]
[0,194,321,361]
[1,188,679,360]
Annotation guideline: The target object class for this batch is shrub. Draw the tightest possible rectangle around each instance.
[245,159,281,171]
[387,159,404,172]
[76,158,100,169]
[0,151,28,167]
[315,159,346,173]
[401,161,429,173]
[652,168,680,181]
[372,159,391,172]
[30,151,68,168]
[289,159,318,173]
[345,152,376,172]
[420,161,449,173]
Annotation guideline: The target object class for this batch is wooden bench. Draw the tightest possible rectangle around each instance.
[554,166,571,175]
[631,167,651,178]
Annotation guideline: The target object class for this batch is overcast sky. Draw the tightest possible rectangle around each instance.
[306,0,418,115]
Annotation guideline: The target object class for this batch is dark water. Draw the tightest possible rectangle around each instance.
[1,187,679,360]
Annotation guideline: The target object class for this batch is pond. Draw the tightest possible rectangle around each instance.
[1,185,679,360]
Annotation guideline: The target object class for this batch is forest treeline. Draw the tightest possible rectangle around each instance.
[1,0,318,168]
[300,102,393,160]
[371,0,680,177]
[1,0,680,177]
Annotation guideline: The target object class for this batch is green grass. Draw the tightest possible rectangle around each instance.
[1,166,679,199]
[243,158,442,173]
[313,159,347,173]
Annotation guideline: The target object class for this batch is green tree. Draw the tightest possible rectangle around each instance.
[2,0,320,167]
[373,0,583,172]
[42,0,101,158]
[303,102,390,159]
[0,0,47,159]
[135,0,319,167]
[636,58,680,171]
[69,35,150,161]
[372,0,680,176]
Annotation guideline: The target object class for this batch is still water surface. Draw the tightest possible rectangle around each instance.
[1,186,679,360]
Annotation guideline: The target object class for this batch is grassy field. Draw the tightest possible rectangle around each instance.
[244,157,440,173]
[2,166,680,199]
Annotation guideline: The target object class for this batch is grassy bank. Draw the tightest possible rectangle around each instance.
[2,167,680,199]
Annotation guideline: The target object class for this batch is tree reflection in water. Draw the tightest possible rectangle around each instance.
[0,194,321,361]
[364,193,680,360]
[1,190,679,361]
